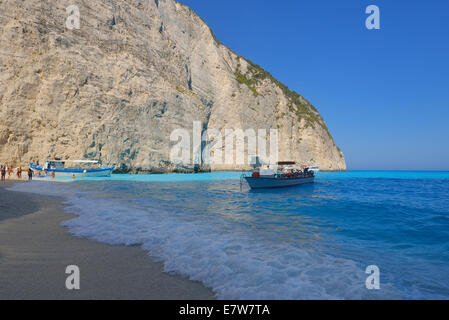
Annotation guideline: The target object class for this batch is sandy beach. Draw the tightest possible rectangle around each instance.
[0,180,215,300]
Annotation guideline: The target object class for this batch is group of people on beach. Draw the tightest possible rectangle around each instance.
[0,164,33,181]
[33,168,56,179]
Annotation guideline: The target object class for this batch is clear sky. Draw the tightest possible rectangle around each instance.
[180,0,449,170]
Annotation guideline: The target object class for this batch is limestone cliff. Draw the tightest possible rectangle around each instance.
[0,0,346,172]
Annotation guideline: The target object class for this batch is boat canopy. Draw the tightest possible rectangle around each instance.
[277,161,296,165]
[47,160,99,164]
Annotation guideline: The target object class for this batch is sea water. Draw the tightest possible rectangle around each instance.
[9,171,449,299]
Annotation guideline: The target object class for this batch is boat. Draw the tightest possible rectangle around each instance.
[30,159,114,178]
[242,161,315,189]
[306,166,320,173]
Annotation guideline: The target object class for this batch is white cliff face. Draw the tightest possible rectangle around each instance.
[0,0,346,172]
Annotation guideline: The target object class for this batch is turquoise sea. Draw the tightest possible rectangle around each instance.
[10,171,449,299]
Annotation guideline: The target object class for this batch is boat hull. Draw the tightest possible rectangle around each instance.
[244,176,314,189]
[30,164,114,177]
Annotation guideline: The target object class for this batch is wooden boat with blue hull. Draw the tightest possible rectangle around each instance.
[30,159,114,178]
[242,161,315,189]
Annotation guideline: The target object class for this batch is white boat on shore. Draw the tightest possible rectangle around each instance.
[242,161,315,189]
[30,159,114,178]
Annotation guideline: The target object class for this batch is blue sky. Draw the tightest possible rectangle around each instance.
[180,0,449,170]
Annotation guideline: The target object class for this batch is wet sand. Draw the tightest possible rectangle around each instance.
[0,181,215,300]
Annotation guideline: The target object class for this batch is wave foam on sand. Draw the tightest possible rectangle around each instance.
[9,181,400,299]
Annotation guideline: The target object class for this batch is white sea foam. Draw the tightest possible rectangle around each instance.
[9,181,400,299]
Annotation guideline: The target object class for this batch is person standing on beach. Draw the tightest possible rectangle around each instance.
[1,166,6,181]
[17,167,22,179]
[27,168,33,181]
[8,166,13,178]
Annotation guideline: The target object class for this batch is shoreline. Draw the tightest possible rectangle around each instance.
[111,168,348,174]
[0,180,215,300]
[0,175,30,181]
